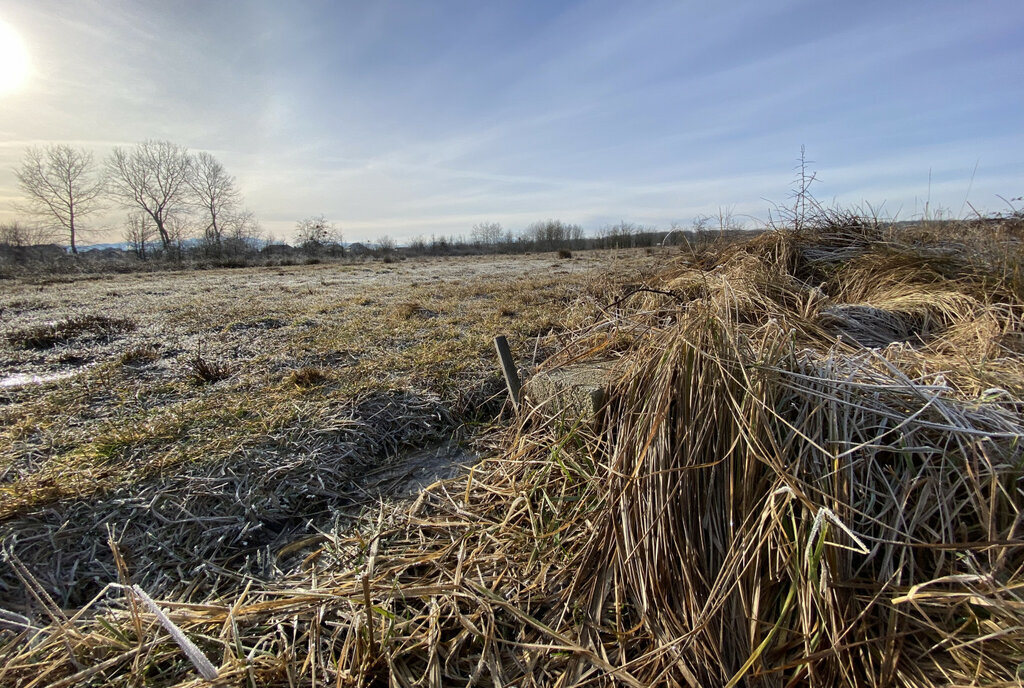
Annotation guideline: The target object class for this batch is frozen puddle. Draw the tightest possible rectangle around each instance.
[0,369,85,389]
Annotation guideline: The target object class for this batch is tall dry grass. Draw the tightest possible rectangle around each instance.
[2,215,1023,686]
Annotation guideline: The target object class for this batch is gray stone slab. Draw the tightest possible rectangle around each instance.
[523,360,616,420]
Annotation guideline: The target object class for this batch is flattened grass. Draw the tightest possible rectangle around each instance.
[5,314,135,349]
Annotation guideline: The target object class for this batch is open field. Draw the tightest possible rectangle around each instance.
[3,219,1024,687]
[0,250,661,604]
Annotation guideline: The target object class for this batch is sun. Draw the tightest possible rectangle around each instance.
[0,19,29,95]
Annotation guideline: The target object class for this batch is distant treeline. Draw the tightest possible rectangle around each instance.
[3,137,768,276]
[409,220,676,255]
[403,220,763,255]
[0,216,761,277]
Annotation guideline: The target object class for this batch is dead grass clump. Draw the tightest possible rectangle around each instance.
[395,301,419,319]
[120,343,161,365]
[818,304,927,347]
[186,343,232,384]
[5,314,135,349]
[395,301,437,319]
[562,317,1024,686]
[284,366,330,387]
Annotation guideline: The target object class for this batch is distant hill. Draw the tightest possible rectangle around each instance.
[77,238,205,252]
[78,241,131,252]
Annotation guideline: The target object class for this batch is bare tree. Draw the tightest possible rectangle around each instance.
[471,221,503,246]
[15,145,105,254]
[106,140,193,252]
[295,215,341,250]
[525,219,583,250]
[122,213,156,260]
[225,209,260,241]
[164,211,193,252]
[408,235,427,254]
[375,234,396,256]
[222,209,262,254]
[188,151,240,250]
[0,220,50,247]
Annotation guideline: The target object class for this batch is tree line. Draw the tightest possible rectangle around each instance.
[6,140,259,257]
[406,219,703,255]
[3,140,751,272]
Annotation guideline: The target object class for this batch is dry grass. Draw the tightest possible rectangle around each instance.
[395,301,436,320]
[284,366,331,387]
[119,343,161,365]
[186,342,233,384]
[2,229,1023,687]
[0,251,657,597]
[5,314,135,349]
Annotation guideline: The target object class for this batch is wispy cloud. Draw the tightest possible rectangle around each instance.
[0,0,1021,242]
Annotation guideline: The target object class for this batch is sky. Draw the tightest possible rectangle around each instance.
[0,0,1021,245]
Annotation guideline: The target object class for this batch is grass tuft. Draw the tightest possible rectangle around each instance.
[284,366,330,387]
[186,342,232,384]
[119,343,161,365]
[395,301,437,319]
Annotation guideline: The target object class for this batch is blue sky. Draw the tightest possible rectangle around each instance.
[0,0,1021,243]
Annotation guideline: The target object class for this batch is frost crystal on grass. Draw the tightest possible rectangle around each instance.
[132,584,218,680]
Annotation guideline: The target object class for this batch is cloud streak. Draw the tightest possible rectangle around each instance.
[0,0,1021,243]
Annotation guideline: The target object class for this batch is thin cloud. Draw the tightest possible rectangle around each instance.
[0,1,1021,243]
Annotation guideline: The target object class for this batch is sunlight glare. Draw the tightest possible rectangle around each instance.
[0,19,30,95]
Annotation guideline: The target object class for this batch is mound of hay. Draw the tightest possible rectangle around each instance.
[3,217,1024,687]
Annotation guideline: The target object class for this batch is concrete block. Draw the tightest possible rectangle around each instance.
[523,360,616,420]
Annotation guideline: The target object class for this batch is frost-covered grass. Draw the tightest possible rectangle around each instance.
[0,249,661,600]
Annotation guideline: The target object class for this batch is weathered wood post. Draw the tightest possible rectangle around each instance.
[493,335,521,411]
[362,573,377,658]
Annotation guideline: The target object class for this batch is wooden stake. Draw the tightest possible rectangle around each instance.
[362,574,377,658]
[493,335,521,410]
